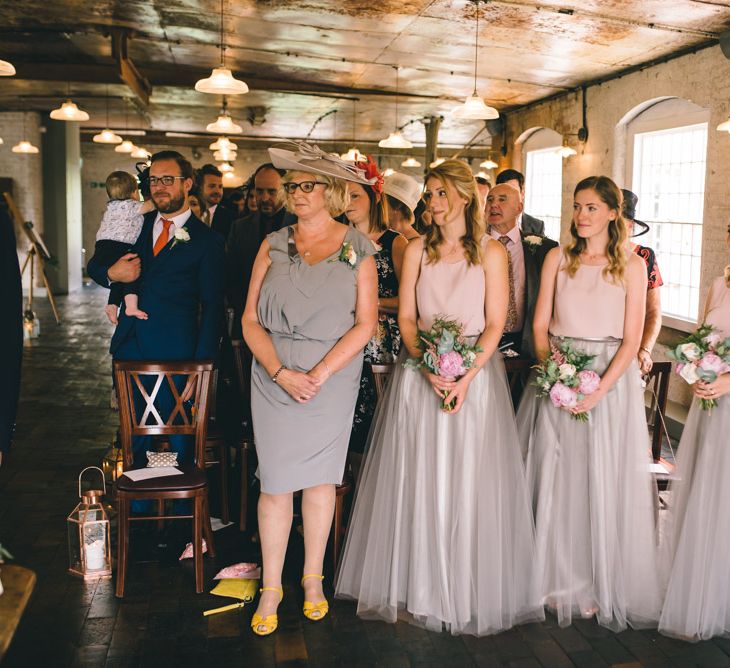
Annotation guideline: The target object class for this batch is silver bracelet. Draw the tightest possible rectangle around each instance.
[271,365,286,383]
[640,346,651,355]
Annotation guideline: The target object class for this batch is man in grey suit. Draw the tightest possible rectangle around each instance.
[495,169,545,237]
[487,184,558,406]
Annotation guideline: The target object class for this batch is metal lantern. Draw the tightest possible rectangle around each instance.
[67,467,112,581]
[101,442,124,482]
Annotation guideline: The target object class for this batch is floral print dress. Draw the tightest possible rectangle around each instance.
[349,229,402,454]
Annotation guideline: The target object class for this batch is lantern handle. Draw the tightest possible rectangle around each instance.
[78,466,107,497]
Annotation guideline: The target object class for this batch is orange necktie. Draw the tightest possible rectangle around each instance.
[153,218,173,256]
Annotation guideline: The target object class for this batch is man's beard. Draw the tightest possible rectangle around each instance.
[259,201,283,217]
[153,192,186,214]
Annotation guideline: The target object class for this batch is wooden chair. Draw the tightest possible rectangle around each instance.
[230,340,255,531]
[643,361,673,490]
[204,368,230,524]
[113,360,217,597]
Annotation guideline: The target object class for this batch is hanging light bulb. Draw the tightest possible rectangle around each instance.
[429,158,445,168]
[12,140,39,154]
[93,86,122,144]
[556,141,577,158]
[195,0,248,95]
[479,158,498,169]
[50,99,90,122]
[452,1,499,121]
[219,162,234,173]
[209,136,238,151]
[130,146,150,159]
[379,67,413,149]
[93,128,123,144]
[207,98,243,134]
[114,139,136,154]
[0,59,15,76]
[214,148,237,161]
[716,117,730,133]
[401,156,421,168]
[379,131,413,149]
[222,171,244,187]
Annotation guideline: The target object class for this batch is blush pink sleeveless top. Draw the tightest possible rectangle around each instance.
[550,252,626,339]
[416,241,486,337]
[706,276,730,336]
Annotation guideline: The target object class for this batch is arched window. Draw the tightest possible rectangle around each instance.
[523,128,563,240]
[626,98,709,326]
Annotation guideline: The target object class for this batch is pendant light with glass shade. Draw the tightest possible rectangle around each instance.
[429,157,445,168]
[195,0,248,95]
[379,67,413,149]
[130,145,150,159]
[401,156,421,168]
[452,1,499,121]
[50,99,90,122]
[206,97,243,134]
[0,59,15,76]
[340,98,365,162]
[219,161,234,173]
[93,87,123,144]
[479,157,498,169]
[209,136,237,151]
[214,148,237,162]
[717,116,730,133]
[382,168,396,177]
[12,113,39,154]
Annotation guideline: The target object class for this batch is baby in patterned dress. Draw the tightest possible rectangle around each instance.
[94,171,154,324]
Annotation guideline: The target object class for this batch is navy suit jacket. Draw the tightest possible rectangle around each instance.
[87,211,225,361]
[210,204,235,241]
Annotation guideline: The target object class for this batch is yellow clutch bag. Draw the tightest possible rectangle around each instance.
[203,578,259,616]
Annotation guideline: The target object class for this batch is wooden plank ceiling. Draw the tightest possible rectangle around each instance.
[0,0,727,150]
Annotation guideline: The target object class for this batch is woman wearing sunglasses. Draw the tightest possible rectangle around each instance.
[242,142,378,636]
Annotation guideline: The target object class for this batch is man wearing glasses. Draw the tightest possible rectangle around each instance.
[87,150,225,472]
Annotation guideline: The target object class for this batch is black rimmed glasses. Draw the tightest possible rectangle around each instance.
[282,181,327,194]
[149,176,186,186]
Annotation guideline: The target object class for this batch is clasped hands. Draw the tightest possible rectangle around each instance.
[277,364,332,404]
[422,368,472,414]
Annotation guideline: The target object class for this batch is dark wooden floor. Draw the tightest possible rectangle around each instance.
[2,287,730,668]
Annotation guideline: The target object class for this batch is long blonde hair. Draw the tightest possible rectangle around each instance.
[423,160,484,266]
[565,176,627,283]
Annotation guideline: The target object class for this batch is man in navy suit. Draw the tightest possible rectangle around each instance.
[495,169,546,237]
[197,163,235,240]
[88,150,225,467]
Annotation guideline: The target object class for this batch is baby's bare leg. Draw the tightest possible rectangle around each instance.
[104,304,118,325]
[124,294,148,320]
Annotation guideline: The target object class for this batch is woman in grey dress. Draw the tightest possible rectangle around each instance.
[242,142,378,636]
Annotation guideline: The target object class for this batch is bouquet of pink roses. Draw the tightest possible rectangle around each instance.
[405,316,482,411]
[667,323,730,410]
[534,340,600,422]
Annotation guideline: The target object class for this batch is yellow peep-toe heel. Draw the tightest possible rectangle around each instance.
[250,586,283,636]
[301,574,329,621]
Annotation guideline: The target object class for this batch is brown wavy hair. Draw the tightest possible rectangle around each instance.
[565,175,627,284]
[423,159,484,266]
[351,182,389,234]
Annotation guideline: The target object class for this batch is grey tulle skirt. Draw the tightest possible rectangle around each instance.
[517,337,663,631]
[659,395,730,641]
[335,351,544,636]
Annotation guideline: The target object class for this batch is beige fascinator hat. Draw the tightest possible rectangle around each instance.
[268,141,378,186]
[383,171,422,213]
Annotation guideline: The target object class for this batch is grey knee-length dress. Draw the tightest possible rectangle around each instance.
[251,225,376,494]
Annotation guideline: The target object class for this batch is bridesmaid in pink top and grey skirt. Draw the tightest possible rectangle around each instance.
[517,176,662,631]
[659,223,730,640]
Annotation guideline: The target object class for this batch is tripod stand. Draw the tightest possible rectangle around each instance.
[3,192,61,329]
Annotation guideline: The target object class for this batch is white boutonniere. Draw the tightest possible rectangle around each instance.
[171,226,190,248]
[523,234,543,253]
[329,241,358,269]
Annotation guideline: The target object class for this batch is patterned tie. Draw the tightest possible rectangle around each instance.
[153,218,173,256]
[499,235,518,332]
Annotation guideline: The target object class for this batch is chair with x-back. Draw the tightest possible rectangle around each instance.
[113,360,217,597]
